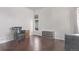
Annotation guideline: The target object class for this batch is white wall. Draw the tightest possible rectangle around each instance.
[0,7,77,43]
[69,8,77,33]
[0,7,33,43]
[77,8,79,32]
[33,7,77,40]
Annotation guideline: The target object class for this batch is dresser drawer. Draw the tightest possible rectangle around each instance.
[65,35,79,51]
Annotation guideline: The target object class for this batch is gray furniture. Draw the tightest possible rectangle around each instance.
[42,31,54,39]
[11,27,25,41]
[65,34,79,51]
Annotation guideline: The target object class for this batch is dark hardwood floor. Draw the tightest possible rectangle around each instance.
[0,35,65,51]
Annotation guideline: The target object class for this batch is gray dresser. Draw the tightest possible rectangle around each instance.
[65,34,79,51]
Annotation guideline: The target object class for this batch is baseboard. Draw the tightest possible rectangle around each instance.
[55,38,65,40]
[54,37,65,40]
[0,39,13,44]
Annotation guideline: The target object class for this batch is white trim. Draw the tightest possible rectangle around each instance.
[0,39,13,44]
[55,38,65,40]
